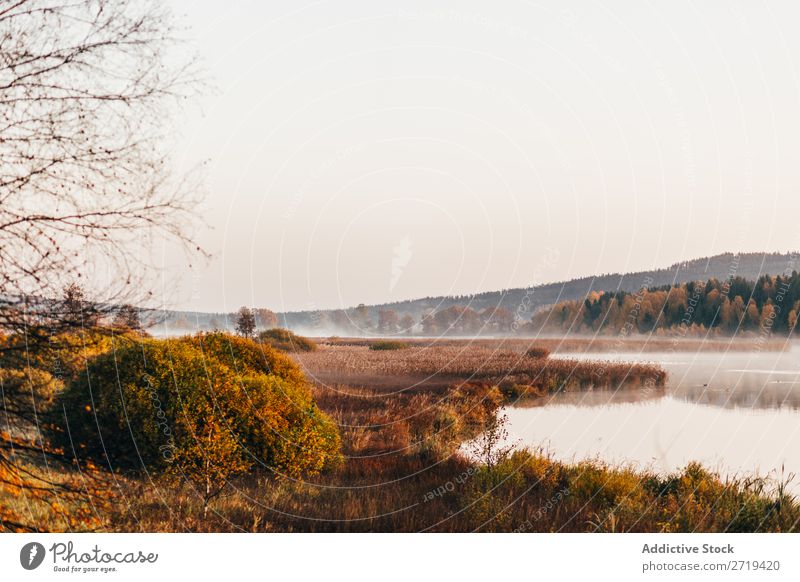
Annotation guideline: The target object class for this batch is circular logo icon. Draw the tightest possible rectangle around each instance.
[20,542,46,570]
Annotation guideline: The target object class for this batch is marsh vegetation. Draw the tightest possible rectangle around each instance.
[3,325,798,532]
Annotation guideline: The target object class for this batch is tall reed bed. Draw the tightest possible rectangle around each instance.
[296,344,666,394]
[321,336,787,353]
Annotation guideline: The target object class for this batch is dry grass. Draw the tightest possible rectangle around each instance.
[295,343,666,395]
[111,380,502,532]
[104,345,799,532]
[60,336,799,532]
[321,335,788,353]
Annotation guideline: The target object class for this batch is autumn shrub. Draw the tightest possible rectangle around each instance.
[51,336,341,486]
[369,340,410,351]
[0,328,119,383]
[0,329,131,440]
[258,328,317,352]
[525,346,551,359]
[296,344,666,392]
[570,461,644,507]
[181,331,307,385]
[409,383,502,459]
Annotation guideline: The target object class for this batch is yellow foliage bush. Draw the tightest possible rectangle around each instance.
[51,334,341,485]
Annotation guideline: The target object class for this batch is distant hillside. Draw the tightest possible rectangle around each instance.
[152,252,798,336]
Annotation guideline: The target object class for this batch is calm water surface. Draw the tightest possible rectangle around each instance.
[506,347,800,490]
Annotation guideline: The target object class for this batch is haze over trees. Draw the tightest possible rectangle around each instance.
[254,308,279,329]
[112,304,143,332]
[258,252,798,336]
[154,260,799,339]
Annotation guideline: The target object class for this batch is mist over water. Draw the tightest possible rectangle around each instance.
[506,346,800,492]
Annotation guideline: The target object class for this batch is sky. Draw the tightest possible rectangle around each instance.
[160,0,800,313]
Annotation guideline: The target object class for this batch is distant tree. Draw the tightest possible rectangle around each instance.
[329,309,355,334]
[760,302,777,332]
[235,306,257,338]
[729,295,746,332]
[62,283,86,319]
[434,305,482,335]
[719,298,733,331]
[746,300,760,330]
[377,309,400,334]
[666,286,689,319]
[399,314,416,334]
[481,307,514,333]
[310,310,331,332]
[112,304,142,331]
[60,282,100,327]
[421,311,438,335]
[788,302,800,333]
[254,308,278,329]
[352,303,373,331]
[171,314,192,330]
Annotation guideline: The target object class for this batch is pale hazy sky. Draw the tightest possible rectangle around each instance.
[161,0,800,313]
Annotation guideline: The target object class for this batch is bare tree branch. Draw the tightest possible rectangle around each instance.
[0,0,204,531]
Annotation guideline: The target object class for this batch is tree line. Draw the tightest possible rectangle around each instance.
[531,273,800,335]
[292,273,800,337]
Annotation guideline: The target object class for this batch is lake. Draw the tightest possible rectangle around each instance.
[505,346,800,492]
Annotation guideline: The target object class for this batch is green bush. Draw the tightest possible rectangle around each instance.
[369,340,410,351]
[258,328,317,352]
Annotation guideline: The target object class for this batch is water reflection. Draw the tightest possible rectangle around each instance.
[551,348,800,410]
[506,347,800,490]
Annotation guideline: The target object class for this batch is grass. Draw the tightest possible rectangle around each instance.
[110,378,800,532]
[258,328,317,352]
[369,340,410,351]
[106,341,799,532]
[321,335,788,353]
[295,343,666,395]
[525,347,551,359]
[9,333,795,533]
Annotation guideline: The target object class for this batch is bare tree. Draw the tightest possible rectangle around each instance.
[60,282,100,327]
[112,304,142,331]
[234,306,256,338]
[0,0,201,531]
[0,0,202,331]
[468,412,515,473]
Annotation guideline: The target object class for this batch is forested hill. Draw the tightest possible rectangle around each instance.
[155,252,797,335]
[275,252,797,332]
[534,271,800,336]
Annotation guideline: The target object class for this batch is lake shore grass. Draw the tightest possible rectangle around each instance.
[108,367,799,533]
[319,335,790,353]
[6,333,795,533]
[294,341,667,395]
